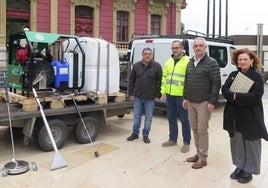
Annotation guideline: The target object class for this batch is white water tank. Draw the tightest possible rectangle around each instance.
[79,37,120,94]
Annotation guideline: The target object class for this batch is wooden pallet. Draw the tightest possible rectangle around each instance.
[44,95,88,109]
[0,90,28,103]
[20,98,39,112]
[0,90,36,111]
[0,90,89,111]
[20,94,89,111]
[89,92,126,104]
[1,90,126,111]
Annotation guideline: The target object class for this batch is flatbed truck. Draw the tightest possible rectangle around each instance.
[0,30,133,152]
[0,91,132,151]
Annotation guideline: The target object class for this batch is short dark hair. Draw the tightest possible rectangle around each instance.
[172,40,182,45]
[142,47,152,54]
[172,40,183,48]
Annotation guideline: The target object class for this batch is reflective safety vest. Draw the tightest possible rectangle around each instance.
[161,55,190,96]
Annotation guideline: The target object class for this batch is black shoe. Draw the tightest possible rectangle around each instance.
[237,171,252,184]
[230,168,242,179]
[127,133,139,141]
[143,136,150,144]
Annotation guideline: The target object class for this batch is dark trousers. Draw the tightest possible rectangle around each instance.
[166,94,191,144]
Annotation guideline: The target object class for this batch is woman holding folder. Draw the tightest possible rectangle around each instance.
[222,48,268,184]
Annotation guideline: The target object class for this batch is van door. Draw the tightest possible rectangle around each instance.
[153,41,173,68]
[208,45,237,89]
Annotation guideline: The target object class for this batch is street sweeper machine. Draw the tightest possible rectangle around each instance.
[0,30,132,174]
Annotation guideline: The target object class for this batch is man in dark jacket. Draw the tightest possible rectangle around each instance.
[127,48,162,144]
[182,37,221,169]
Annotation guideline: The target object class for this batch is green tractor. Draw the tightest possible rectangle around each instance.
[7,30,85,96]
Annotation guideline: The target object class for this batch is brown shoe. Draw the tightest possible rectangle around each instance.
[192,160,207,169]
[186,155,199,163]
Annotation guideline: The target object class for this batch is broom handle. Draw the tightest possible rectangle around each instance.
[32,88,59,152]
[71,95,93,143]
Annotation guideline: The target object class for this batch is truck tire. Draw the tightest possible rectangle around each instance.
[35,119,68,151]
[117,114,125,118]
[73,117,99,144]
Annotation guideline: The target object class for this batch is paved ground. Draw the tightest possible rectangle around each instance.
[0,90,268,188]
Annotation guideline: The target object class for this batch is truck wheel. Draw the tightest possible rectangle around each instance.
[117,114,125,118]
[35,119,68,151]
[73,117,99,144]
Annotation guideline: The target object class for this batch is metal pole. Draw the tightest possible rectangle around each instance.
[32,88,67,170]
[219,0,222,36]
[225,0,228,36]
[207,0,210,35]
[212,0,215,37]
[257,23,264,72]
[3,72,16,161]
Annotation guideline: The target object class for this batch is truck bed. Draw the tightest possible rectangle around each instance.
[0,100,133,123]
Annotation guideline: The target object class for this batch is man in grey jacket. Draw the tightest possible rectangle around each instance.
[182,37,221,169]
[127,48,162,144]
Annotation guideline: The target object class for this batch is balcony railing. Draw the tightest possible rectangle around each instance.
[114,41,129,54]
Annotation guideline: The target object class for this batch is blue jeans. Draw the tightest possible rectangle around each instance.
[132,97,155,136]
[166,94,191,144]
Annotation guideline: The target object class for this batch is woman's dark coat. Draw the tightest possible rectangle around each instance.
[222,67,268,141]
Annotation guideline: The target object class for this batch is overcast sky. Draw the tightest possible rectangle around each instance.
[181,0,268,36]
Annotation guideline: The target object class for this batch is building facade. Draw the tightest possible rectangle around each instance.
[0,0,187,67]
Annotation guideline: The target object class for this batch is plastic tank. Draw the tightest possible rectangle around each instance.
[78,37,120,94]
[52,61,69,90]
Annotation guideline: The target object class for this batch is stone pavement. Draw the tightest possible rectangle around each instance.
[0,99,268,188]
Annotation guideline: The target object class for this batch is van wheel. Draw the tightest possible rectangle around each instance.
[73,117,99,144]
[35,119,68,151]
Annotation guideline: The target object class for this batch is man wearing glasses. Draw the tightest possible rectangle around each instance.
[161,40,191,153]
[127,48,162,144]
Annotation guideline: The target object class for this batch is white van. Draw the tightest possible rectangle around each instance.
[128,31,237,92]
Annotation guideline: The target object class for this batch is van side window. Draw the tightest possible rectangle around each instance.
[209,46,228,68]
